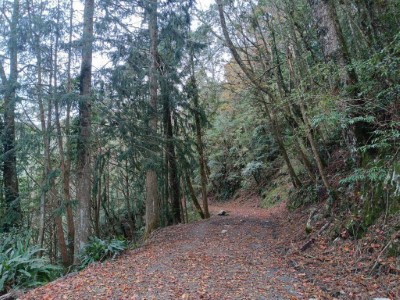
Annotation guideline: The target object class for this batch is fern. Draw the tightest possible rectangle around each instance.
[0,231,61,293]
[78,237,127,269]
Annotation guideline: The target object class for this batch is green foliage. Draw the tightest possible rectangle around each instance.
[78,237,127,269]
[340,155,400,228]
[0,231,61,293]
[261,183,287,209]
[344,215,367,239]
[242,161,264,181]
[340,167,387,186]
[287,184,318,210]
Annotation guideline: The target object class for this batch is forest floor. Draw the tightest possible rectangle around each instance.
[20,195,399,300]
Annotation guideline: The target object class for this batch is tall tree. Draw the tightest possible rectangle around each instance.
[307,0,372,157]
[75,0,94,262]
[144,0,161,237]
[0,0,21,231]
[307,0,358,86]
[161,75,181,224]
[188,75,210,218]
[54,0,75,263]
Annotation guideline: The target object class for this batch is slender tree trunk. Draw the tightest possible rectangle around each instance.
[268,20,288,97]
[124,160,135,236]
[184,172,205,219]
[1,0,21,232]
[258,98,302,189]
[62,0,75,263]
[163,131,169,225]
[92,151,104,236]
[188,34,210,218]
[190,77,210,218]
[54,52,74,265]
[144,0,160,238]
[52,13,69,265]
[74,0,94,263]
[160,69,181,224]
[54,55,74,265]
[36,50,47,252]
[163,96,181,224]
[299,100,335,201]
[94,160,101,237]
[180,178,188,223]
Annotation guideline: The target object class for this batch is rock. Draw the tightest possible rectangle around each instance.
[221,230,228,234]
[218,210,227,216]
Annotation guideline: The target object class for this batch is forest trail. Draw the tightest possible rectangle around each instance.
[20,201,312,299]
[20,198,398,300]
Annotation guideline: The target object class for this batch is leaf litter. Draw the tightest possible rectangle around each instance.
[20,196,399,299]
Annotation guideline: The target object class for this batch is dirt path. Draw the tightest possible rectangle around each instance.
[19,200,399,299]
[20,202,319,300]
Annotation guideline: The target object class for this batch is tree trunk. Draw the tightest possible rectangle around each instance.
[188,35,210,218]
[307,0,356,81]
[160,71,181,224]
[144,0,160,238]
[163,94,181,224]
[258,98,302,189]
[299,100,335,202]
[124,159,135,237]
[180,178,188,223]
[52,14,69,265]
[184,172,205,219]
[64,0,75,263]
[36,49,47,253]
[353,0,382,50]
[190,77,210,219]
[2,0,21,231]
[54,50,74,265]
[74,0,94,263]
[307,0,371,158]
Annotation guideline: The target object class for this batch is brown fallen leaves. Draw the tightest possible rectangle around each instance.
[20,197,399,300]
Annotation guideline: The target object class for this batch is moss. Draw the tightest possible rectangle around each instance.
[261,183,289,208]
[287,184,318,210]
[187,210,203,223]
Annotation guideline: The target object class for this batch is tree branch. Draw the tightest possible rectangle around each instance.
[216,0,275,100]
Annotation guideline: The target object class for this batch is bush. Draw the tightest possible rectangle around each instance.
[0,231,61,294]
[287,184,318,210]
[78,237,127,269]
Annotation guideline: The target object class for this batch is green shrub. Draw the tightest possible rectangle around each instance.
[0,231,61,294]
[287,184,318,210]
[78,237,127,269]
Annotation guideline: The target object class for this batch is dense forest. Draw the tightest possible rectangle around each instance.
[0,0,399,295]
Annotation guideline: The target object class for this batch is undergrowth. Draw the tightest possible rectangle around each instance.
[0,231,61,294]
[78,237,128,269]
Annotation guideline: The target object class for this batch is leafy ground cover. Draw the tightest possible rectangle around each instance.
[19,196,399,299]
